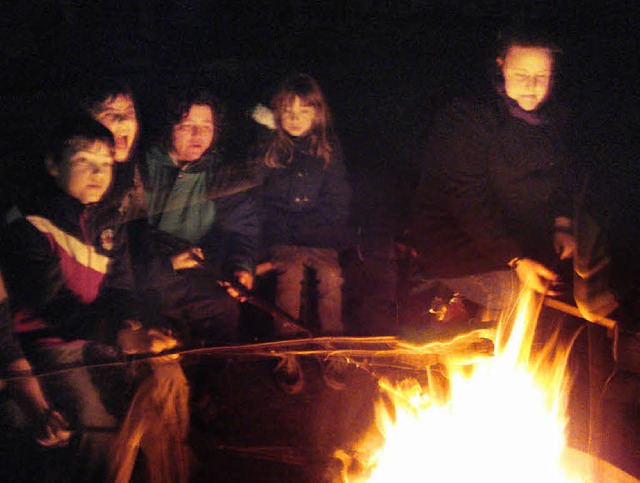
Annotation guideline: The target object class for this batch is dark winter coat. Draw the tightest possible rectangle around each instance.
[408,93,577,277]
[142,146,259,276]
[260,136,353,251]
[0,190,137,350]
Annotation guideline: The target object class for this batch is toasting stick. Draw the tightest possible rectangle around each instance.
[219,278,313,339]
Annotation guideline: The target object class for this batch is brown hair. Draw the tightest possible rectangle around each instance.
[264,73,334,169]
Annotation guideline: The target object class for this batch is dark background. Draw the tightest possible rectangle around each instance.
[0,3,639,479]
[1,0,639,220]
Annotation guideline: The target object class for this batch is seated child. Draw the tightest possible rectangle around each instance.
[256,73,353,335]
[0,115,184,481]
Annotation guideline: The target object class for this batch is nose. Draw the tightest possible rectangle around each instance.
[523,75,539,92]
[112,115,134,134]
[191,126,206,138]
[90,163,109,176]
[92,165,103,175]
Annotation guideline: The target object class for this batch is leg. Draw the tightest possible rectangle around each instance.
[175,270,241,345]
[308,248,344,335]
[33,342,121,481]
[271,245,306,322]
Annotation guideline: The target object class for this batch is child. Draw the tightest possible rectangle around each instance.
[0,115,181,480]
[259,73,352,335]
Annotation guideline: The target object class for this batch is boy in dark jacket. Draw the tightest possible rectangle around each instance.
[0,115,178,479]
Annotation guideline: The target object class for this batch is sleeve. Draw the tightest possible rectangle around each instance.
[424,100,523,265]
[208,190,260,276]
[1,220,133,344]
[548,109,580,221]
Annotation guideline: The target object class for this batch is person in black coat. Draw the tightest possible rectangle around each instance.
[406,26,577,320]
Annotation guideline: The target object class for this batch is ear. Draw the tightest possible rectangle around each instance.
[44,155,59,178]
[496,56,505,69]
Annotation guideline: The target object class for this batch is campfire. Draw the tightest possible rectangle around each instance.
[333,289,634,483]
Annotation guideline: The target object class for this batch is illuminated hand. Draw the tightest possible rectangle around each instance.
[146,329,179,354]
[234,270,254,290]
[118,322,178,355]
[553,231,576,260]
[219,270,254,302]
[514,258,559,295]
[36,409,72,448]
[171,247,204,270]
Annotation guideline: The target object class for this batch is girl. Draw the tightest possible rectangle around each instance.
[259,73,352,336]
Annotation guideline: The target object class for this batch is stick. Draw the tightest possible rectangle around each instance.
[543,298,617,330]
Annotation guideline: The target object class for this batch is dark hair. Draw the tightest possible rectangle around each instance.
[264,73,334,169]
[495,23,562,61]
[76,79,137,117]
[47,115,115,166]
[491,23,563,98]
[162,88,222,155]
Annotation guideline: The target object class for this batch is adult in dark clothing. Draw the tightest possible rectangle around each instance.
[406,28,577,320]
[140,89,260,344]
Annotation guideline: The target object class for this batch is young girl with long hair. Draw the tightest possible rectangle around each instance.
[259,73,352,336]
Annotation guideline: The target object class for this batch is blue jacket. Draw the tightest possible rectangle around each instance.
[260,136,353,251]
[143,146,259,275]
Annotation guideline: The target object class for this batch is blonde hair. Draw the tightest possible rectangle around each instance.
[264,73,334,169]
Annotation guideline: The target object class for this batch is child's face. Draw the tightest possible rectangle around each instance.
[94,94,139,162]
[498,45,554,112]
[281,96,316,137]
[50,141,114,204]
[170,104,215,163]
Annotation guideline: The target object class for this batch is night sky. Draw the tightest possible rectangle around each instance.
[0,0,639,225]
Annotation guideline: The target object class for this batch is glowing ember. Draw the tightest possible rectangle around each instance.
[337,289,586,482]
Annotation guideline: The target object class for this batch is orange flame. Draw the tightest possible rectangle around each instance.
[337,289,586,483]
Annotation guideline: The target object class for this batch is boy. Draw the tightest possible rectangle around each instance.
[0,115,179,479]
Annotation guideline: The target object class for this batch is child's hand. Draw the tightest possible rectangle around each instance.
[171,247,204,270]
[117,322,178,356]
[36,409,72,448]
[234,270,254,290]
[146,328,178,354]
